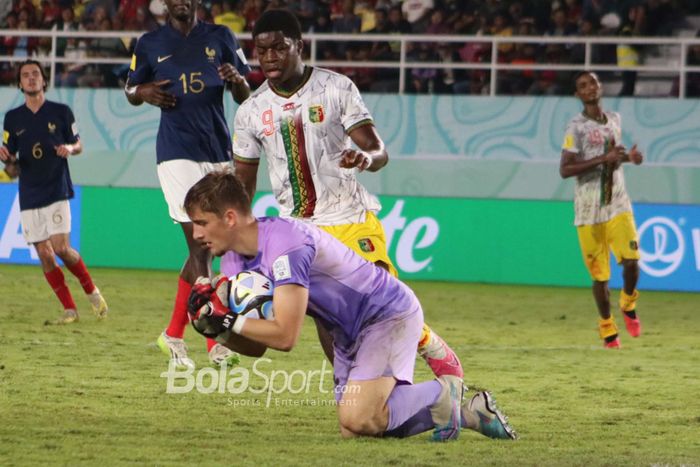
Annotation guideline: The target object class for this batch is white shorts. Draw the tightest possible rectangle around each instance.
[157,159,233,222]
[21,200,71,244]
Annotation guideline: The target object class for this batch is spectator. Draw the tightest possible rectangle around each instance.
[434,42,470,94]
[409,43,438,93]
[214,0,246,33]
[150,0,169,25]
[40,0,62,28]
[402,0,434,32]
[617,4,645,96]
[118,0,148,25]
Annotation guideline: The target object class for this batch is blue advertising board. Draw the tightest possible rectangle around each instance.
[610,203,700,292]
[0,183,81,265]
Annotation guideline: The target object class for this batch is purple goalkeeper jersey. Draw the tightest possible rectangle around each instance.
[220,217,421,353]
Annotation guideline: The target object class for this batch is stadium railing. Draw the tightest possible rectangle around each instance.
[1,29,700,96]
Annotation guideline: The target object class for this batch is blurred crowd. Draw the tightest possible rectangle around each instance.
[1,0,699,96]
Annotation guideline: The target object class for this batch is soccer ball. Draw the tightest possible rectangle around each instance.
[228,270,274,320]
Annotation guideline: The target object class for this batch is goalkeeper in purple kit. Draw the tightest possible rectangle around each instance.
[183,170,517,441]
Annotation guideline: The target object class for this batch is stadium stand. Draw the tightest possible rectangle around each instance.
[1,0,700,96]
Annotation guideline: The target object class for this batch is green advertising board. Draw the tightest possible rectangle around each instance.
[79,186,588,287]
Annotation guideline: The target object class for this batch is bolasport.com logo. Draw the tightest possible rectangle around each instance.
[160,358,359,408]
[637,215,700,278]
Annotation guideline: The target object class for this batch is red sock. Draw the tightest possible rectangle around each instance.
[165,277,192,339]
[206,338,217,352]
[66,258,95,294]
[44,267,76,310]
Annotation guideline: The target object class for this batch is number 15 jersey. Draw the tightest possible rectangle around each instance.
[127,21,250,164]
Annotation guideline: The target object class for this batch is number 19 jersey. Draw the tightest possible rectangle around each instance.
[232,67,381,226]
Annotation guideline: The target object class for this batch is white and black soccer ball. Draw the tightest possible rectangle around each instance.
[228,270,274,320]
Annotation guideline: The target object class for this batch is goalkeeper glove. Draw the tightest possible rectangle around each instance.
[189,275,240,339]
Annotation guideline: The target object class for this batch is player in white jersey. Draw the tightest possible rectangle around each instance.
[231,9,463,379]
[560,71,644,348]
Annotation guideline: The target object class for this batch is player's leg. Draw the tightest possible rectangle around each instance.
[313,318,335,363]
[156,160,236,368]
[577,222,619,347]
[321,212,463,378]
[47,207,109,320]
[21,204,77,323]
[336,309,463,441]
[609,212,642,337]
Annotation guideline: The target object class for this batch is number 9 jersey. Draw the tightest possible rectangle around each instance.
[127,22,250,165]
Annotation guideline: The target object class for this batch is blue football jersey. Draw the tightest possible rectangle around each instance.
[127,21,251,164]
[2,101,78,210]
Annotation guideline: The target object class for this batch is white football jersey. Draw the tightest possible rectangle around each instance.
[561,111,633,226]
[233,67,381,225]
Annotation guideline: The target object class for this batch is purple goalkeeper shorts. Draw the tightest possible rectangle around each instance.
[332,308,423,402]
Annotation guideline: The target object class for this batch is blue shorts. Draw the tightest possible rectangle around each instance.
[332,308,423,401]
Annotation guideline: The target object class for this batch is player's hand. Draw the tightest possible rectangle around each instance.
[602,145,625,165]
[0,145,15,163]
[218,63,246,85]
[188,276,214,318]
[136,79,176,109]
[339,149,372,172]
[190,289,238,339]
[54,144,73,158]
[627,144,643,165]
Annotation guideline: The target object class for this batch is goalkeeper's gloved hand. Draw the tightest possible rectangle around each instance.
[189,275,239,339]
[188,276,214,318]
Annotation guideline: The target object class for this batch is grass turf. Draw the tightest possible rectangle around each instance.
[0,264,698,466]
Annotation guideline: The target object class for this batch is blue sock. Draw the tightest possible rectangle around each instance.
[383,380,442,438]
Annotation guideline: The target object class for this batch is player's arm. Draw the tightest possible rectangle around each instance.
[125,79,176,108]
[342,123,389,172]
[218,63,250,104]
[559,145,626,179]
[221,333,267,357]
[55,139,82,158]
[234,159,259,201]
[0,146,19,179]
[235,284,308,352]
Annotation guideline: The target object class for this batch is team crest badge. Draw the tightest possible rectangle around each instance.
[358,238,375,253]
[309,105,324,123]
[205,47,216,62]
[48,122,56,133]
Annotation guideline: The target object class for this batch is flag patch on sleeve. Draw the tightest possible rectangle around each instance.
[273,255,291,281]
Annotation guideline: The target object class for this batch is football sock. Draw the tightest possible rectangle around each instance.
[165,277,192,339]
[44,267,76,311]
[66,258,96,294]
[604,334,619,344]
[619,289,640,312]
[598,317,618,340]
[384,408,435,438]
[624,310,637,320]
[206,338,216,352]
[384,380,442,436]
[417,323,431,350]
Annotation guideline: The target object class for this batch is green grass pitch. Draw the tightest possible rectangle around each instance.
[1,264,699,466]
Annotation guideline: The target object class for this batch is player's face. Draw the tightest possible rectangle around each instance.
[575,72,602,104]
[164,0,197,22]
[19,64,45,96]
[254,31,303,87]
[189,207,231,257]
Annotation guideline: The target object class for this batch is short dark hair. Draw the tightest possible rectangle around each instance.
[17,59,49,92]
[573,70,596,86]
[184,170,252,217]
[252,9,302,40]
